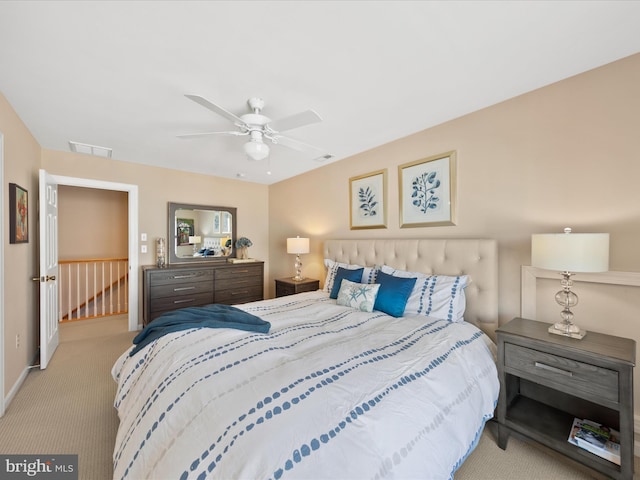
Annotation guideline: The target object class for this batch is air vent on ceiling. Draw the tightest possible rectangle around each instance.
[69,141,112,158]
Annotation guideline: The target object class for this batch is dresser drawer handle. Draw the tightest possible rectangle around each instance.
[534,361,573,377]
[173,274,196,279]
[231,290,249,295]
[173,286,196,292]
[173,298,196,305]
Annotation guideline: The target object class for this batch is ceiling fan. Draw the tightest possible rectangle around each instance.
[179,95,333,162]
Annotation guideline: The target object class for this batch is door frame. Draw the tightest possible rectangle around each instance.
[0,133,5,416]
[51,175,139,332]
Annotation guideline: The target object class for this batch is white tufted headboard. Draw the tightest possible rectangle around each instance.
[323,239,499,341]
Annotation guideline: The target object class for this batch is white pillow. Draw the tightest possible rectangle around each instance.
[380,265,469,322]
[336,279,380,312]
[323,259,379,293]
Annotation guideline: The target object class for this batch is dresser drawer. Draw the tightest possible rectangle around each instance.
[149,268,214,286]
[215,285,263,305]
[149,292,214,319]
[216,264,263,283]
[150,280,213,299]
[504,343,619,403]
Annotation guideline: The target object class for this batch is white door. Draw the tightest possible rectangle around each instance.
[39,169,59,369]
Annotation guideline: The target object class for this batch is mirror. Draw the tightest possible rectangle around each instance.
[168,202,237,264]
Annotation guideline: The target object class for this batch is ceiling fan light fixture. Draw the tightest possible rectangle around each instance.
[244,138,270,161]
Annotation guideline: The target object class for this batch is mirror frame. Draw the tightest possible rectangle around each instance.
[168,202,237,264]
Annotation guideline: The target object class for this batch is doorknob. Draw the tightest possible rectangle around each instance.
[31,275,56,282]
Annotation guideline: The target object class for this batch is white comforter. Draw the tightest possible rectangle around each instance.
[112,291,499,480]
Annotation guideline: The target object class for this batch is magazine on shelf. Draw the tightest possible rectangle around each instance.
[567,418,621,466]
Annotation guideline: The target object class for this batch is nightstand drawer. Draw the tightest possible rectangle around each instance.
[275,278,320,297]
[505,343,619,403]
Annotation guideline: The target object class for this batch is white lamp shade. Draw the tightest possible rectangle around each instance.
[531,231,609,272]
[188,236,202,244]
[287,237,309,254]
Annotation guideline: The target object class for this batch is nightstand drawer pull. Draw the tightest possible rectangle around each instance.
[534,361,573,377]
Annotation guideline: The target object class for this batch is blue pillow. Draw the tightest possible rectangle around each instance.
[330,267,364,299]
[374,270,417,317]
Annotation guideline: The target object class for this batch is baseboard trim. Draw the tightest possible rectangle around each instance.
[3,365,31,414]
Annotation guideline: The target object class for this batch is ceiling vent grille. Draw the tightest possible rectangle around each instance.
[69,141,112,158]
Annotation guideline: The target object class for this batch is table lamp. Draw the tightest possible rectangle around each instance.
[531,227,609,339]
[287,236,310,281]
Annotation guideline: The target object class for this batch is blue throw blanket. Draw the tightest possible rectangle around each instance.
[130,304,270,356]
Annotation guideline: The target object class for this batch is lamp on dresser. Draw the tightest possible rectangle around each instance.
[531,227,609,339]
[286,236,309,282]
[189,235,202,255]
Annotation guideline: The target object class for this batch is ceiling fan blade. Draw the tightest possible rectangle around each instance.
[269,134,333,161]
[177,131,248,139]
[185,94,246,126]
[268,110,322,133]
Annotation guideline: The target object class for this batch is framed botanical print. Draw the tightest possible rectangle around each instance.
[399,151,456,228]
[9,183,29,243]
[349,169,387,230]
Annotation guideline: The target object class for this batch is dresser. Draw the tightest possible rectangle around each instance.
[142,262,264,325]
[497,317,635,480]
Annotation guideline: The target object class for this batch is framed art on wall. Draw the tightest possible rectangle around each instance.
[9,183,29,244]
[399,151,456,228]
[349,169,387,230]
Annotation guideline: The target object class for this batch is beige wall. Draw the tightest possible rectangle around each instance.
[0,93,41,393]
[269,53,640,398]
[270,52,640,307]
[58,186,128,259]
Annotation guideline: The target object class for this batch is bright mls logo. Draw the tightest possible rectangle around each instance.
[0,455,77,480]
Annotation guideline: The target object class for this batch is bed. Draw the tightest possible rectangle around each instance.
[112,238,500,480]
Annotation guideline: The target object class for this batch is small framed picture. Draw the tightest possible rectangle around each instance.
[213,211,221,234]
[349,169,387,230]
[9,183,29,244]
[399,151,456,228]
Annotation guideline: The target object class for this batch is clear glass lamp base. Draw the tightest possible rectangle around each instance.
[550,280,586,339]
[548,321,586,340]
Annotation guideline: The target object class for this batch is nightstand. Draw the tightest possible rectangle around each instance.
[497,317,635,480]
[275,277,320,297]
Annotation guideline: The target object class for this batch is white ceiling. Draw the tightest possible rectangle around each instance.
[1,1,639,185]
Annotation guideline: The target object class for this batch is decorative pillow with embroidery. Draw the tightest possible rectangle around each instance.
[336,279,380,313]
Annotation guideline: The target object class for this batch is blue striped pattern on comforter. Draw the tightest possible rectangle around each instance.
[111,291,499,480]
